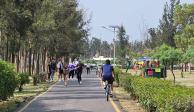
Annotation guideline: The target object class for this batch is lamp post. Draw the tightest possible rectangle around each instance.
[102,25,119,66]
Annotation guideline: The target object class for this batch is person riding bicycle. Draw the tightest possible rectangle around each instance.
[101,59,115,95]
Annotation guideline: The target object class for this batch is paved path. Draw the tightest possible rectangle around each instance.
[21,71,117,112]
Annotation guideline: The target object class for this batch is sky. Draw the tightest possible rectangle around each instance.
[78,0,194,43]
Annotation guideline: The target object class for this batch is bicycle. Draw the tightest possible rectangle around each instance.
[104,80,111,101]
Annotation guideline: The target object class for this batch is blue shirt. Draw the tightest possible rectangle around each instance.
[102,64,113,76]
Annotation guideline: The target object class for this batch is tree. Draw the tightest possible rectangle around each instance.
[0,0,89,85]
[90,37,101,57]
[157,0,180,47]
[152,44,182,84]
[116,25,130,60]
[174,3,194,52]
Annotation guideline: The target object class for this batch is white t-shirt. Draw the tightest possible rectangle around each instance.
[57,61,63,70]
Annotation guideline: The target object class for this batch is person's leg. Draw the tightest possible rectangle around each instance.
[87,68,89,74]
[109,77,114,92]
[77,72,80,83]
[69,71,72,79]
[80,71,82,82]
[126,66,129,73]
[58,72,60,81]
[50,70,54,81]
[77,72,81,84]
[72,70,75,79]
[64,74,67,86]
[48,72,51,82]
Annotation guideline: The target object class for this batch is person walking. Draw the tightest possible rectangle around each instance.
[76,62,84,85]
[68,63,75,80]
[47,59,51,82]
[57,58,64,81]
[86,63,90,75]
[63,63,69,86]
[126,59,131,73]
[50,58,56,82]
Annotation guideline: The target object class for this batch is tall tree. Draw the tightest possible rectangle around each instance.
[157,0,180,47]
[116,25,129,59]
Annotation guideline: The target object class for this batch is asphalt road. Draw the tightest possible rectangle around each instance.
[21,71,117,112]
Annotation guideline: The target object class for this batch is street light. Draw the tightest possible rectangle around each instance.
[102,25,119,66]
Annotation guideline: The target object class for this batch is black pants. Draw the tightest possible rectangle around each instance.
[86,68,90,74]
[77,71,82,83]
[69,70,74,79]
[48,72,51,81]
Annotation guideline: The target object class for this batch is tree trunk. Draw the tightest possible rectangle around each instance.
[11,52,15,64]
[184,63,187,72]
[24,50,28,73]
[33,53,40,86]
[181,63,184,78]
[32,51,35,75]
[42,49,47,72]
[29,47,32,76]
[6,38,9,61]
[171,62,176,84]
[189,63,191,74]
[16,51,20,72]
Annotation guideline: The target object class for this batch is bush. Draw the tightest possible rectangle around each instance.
[17,73,30,92]
[119,74,194,112]
[114,67,122,86]
[0,61,17,100]
[38,72,47,82]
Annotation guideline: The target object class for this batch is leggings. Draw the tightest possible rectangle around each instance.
[69,70,75,79]
[77,71,82,83]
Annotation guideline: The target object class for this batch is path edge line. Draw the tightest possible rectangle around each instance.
[17,82,57,112]
[99,78,121,112]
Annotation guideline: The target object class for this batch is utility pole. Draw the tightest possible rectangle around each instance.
[102,25,119,66]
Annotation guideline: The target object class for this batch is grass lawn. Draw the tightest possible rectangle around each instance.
[0,76,57,112]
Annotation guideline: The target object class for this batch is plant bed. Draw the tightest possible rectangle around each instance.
[119,74,194,112]
[0,81,55,112]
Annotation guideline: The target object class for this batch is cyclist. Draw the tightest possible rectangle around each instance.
[101,59,115,95]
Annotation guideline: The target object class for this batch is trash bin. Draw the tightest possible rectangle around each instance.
[153,68,161,78]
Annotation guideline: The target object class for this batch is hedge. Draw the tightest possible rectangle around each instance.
[119,74,194,112]
[0,61,17,100]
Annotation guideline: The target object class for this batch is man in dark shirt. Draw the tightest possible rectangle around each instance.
[76,62,84,85]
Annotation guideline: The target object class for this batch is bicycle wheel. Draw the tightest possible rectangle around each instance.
[106,85,110,101]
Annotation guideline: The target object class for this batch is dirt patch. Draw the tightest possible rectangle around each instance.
[114,87,145,112]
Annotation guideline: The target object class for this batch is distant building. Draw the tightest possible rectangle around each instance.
[93,56,113,61]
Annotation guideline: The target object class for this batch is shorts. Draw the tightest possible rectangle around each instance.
[102,75,114,84]
[59,70,63,74]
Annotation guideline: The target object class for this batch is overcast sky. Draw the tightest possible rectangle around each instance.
[78,0,194,43]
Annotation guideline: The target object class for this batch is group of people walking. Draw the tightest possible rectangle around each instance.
[48,57,115,95]
[48,58,84,86]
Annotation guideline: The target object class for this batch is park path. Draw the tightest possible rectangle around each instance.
[20,71,118,112]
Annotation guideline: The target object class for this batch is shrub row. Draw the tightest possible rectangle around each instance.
[0,60,30,101]
[119,74,194,112]
[0,61,17,100]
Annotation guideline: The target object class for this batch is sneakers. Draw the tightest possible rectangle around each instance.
[109,91,113,97]
[103,82,105,86]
